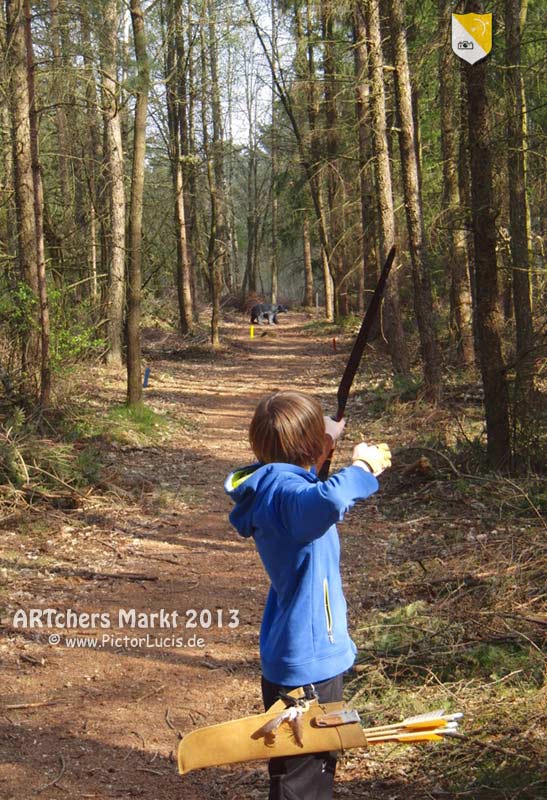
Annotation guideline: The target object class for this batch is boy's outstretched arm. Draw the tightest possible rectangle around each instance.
[274,444,391,544]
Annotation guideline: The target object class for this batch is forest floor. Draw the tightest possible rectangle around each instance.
[1,312,546,800]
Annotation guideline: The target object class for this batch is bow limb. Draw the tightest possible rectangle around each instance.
[315,433,336,479]
[315,246,396,481]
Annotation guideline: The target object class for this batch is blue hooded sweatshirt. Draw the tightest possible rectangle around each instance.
[224,462,379,686]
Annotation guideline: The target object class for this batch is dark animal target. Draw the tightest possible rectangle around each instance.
[250,303,288,325]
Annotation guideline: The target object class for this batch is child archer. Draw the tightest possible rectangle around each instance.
[225,390,391,800]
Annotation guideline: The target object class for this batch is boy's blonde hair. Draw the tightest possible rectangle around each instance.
[249,391,325,467]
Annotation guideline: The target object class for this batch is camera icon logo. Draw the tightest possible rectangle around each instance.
[452,12,492,64]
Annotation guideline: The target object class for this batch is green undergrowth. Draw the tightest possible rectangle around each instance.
[363,375,428,412]
[345,452,546,798]
[0,396,192,503]
[345,366,546,799]
[351,368,547,475]
[354,601,545,689]
[345,678,546,799]
[63,396,195,446]
[106,402,170,444]
[347,601,546,798]
[303,314,363,336]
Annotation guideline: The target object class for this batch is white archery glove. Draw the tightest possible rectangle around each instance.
[352,442,392,476]
[324,416,345,443]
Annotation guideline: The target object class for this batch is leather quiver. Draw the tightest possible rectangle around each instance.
[178,690,367,775]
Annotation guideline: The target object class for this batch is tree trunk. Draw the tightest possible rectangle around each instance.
[270,0,278,304]
[173,159,195,334]
[207,0,228,296]
[304,0,334,320]
[505,0,535,408]
[174,0,196,325]
[293,0,334,319]
[458,71,480,362]
[464,0,510,468]
[321,246,334,320]
[353,6,379,324]
[270,173,278,303]
[80,4,103,299]
[126,0,149,406]
[388,0,441,399]
[6,0,36,294]
[0,105,16,279]
[120,9,131,158]
[438,0,474,366]
[199,5,221,347]
[164,0,194,335]
[242,53,258,295]
[48,0,71,248]
[185,3,201,318]
[363,0,409,375]
[101,0,126,367]
[320,0,343,317]
[24,0,51,406]
[225,45,238,291]
[302,216,314,307]
[5,0,39,375]
[245,149,258,294]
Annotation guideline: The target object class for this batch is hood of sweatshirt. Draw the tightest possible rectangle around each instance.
[224,462,315,539]
[224,463,261,538]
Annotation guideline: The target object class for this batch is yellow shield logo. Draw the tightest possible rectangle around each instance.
[452,13,493,64]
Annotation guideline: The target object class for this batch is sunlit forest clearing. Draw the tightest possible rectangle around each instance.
[0,0,546,798]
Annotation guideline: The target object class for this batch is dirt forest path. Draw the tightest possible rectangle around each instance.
[2,314,397,800]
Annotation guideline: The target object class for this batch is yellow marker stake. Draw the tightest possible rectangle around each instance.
[250,325,255,339]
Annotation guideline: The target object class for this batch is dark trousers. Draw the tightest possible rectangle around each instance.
[261,673,344,800]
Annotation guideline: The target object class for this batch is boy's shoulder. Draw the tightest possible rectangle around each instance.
[261,463,320,491]
[268,463,316,479]
[252,463,318,485]
[225,462,316,497]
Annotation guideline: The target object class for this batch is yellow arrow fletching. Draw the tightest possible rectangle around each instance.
[362,710,450,736]
[367,731,445,744]
[362,709,463,744]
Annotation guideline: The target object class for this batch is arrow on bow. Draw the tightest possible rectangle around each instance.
[317,245,396,480]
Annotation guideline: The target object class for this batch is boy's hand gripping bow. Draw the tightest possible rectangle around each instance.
[317,245,396,480]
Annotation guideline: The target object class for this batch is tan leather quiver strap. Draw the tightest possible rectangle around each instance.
[178,690,367,775]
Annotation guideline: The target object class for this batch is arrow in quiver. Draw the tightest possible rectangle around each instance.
[178,687,463,775]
